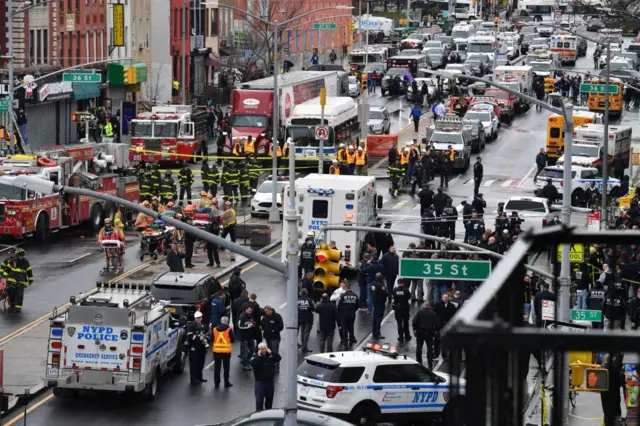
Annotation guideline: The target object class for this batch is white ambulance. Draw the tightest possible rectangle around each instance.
[560,124,632,170]
[45,282,186,399]
[282,174,383,273]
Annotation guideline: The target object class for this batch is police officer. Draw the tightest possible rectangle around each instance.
[432,186,449,217]
[392,279,412,342]
[412,302,440,369]
[603,285,626,330]
[212,316,234,388]
[178,164,194,205]
[238,161,251,204]
[160,170,177,203]
[299,238,315,279]
[183,214,196,269]
[372,273,388,339]
[205,216,221,267]
[2,248,33,313]
[473,156,483,196]
[139,170,154,202]
[297,288,315,352]
[541,178,559,205]
[442,198,458,240]
[201,160,213,193]
[228,162,241,204]
[338,280,359,345]
[186,311,209,384]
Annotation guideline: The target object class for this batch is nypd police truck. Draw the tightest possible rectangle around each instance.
[282,174,383,274]
[45,281,186,399]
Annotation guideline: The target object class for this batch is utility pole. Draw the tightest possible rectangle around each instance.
[181,0,187,104]
[268,20,281,223]
[601,42,611,228]
[406,0,411,22]
[8,0,16,154]
[283,142,300,426]
[362,0,370,140]
[318,88,326,174]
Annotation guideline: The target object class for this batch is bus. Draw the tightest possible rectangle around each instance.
[517,0,559,22]
[550,34,577,65]
[546,110,602,164]
[587,78,624,118]
[286,96,360,166]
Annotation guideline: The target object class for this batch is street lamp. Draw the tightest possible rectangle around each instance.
[216,4,353,223]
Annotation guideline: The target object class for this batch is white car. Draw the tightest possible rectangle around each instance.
[530,37,550,51]
[348,75,360,97]
[598,47,622,68]
[534,165,621,206]
[250,178,287,216]
[367,106,391,134]
[502,196,557,229]
[297,344,466,425]
[464,105,499,140]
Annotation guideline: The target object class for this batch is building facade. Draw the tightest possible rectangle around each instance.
[170,0,191,102]
[150,0,172,104]
[130,0,152,100]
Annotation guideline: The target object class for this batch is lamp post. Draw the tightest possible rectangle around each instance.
[182,0,187,104]
[217,4,353,223]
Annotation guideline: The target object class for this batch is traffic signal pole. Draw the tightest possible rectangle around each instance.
[7,0,15,154]
[319,88,326,174]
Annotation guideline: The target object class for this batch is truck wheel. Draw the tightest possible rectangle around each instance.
[349,402,380,426]
[104,203,117,223]
[89,205,104,231]
[52,387,77,399]
[145,369,159,401]
[35,213,50,242]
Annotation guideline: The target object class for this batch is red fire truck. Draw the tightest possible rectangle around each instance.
[129,105,208,164]
[0,143,139,241]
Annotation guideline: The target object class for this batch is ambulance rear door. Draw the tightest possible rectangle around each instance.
[308,193,332,246]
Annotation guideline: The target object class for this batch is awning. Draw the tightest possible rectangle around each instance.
[205,56,224,68]
[72,83,101,100]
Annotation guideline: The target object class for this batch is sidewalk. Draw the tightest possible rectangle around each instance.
[0,218,283,414]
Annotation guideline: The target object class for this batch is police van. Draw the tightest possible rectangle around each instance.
[297,343,466,425]
[45,281,186,399]
[282,174,382,273]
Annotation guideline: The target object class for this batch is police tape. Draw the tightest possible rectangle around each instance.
[129,147,335,162]
[588,263,640,287]
[166,165,319,173]
[568,413,604,422]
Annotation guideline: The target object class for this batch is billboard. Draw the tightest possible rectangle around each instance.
[112,3,125,47]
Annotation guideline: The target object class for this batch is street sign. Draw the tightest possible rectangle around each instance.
[557,243,584,263]
[313,23,337,30]
[546,320,588,332]
[571,309,603,322]
[587,211,601,231]
[541,299,555,321]
[399,258,491,281]
[63,73,102,83]
[579,83,619,95]
[315,126,329,141]
[0,100,9,113]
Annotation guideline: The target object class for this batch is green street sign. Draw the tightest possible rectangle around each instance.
[400,258,491,281]
[63,73,102,83]
[571,309,602,322]
[313,23,337,30]
[0,100,9,113]
[579,83,618,95]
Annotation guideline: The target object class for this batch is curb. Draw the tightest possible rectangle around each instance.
[0,238,283,418]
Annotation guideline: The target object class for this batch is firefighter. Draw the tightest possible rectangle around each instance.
[329,159,341,175]
[238,161,251,204]
[399,148,411,184]
[209,161,220,198]
[2,248,34,313]
[336,143,347,163]
[201,160,213,193]
[139,170,155,202]
[243,135,256,156]
[135,160,146,181]
[199,191,212,209]
[151,163,162,197]
[355,146,367,176]
[388,157,404,195]
[346,145,356,175]
[247,157,261,191]
[160,170,177,203]
[178,164,194,206]
[222,161,237,203]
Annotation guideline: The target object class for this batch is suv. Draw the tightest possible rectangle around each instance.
[502,196,558,229]
[462,118,486,152]
[297,344,466,426]
[368,106,391,134]
[151,272,224,322]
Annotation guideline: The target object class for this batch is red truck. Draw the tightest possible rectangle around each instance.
[484,91,516,123]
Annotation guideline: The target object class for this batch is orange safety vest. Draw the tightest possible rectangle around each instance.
[337,148,346,162]
[448,149,455,162]
[355,151,366,166]
[400,152,410,165]
[232,143,241,156]
[213,327,232,353]
[244,140,255,154]
[346,152,356,164]
[329,165,340,175]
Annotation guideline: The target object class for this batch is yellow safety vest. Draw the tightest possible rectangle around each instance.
[355,152,366,166]
[212,328,232,353]
[346,152,356,164]
[244,140,255,153]
[337,148,346,162]
[277,145,282,158]
[329,165,340,175]
[400,152,410,165]
[104,123,113,137]
[448,149,455,162]
[172,80,180,90]
[232,143,241,156]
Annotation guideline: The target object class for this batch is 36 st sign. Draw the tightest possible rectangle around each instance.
[399,258,491,281]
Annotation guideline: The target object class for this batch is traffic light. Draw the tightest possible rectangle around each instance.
[494,16,499,29]
[123,66,136,85]
[349,20,354,34]
[313,243,341,290]
[585,368,608,391]
[361,73,367,92]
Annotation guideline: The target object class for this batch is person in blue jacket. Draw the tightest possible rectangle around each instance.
[210,290,227,328]
[362,252,384,313]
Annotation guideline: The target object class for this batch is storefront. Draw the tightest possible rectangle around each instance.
[106,62,148,112]
[191,47,212,101]
[25,80,78,150]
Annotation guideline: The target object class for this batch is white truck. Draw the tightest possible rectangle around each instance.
[354,15,394,36]
[559,124,632,171]
[281,174,383,273]
[467,35,497,62]
[45,282,186,400]
[493,65,533,93]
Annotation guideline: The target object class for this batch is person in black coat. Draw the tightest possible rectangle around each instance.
[251,343,282,411]
[298,288,316,352]
[301,271,315,298]
[376,221,395,255]
[533,280,556,327]
[412,302,440,368]
[316,294,340,353]
[472,193,486,217]
[381,246,400,296]
[231,289,249,329]
[388,143,399,165]
[434,294,457,359]
[432,186,449,217]
[261,306,284,372]
[166,242,184,272]
[612,153,626,182]
[418,185,434,216]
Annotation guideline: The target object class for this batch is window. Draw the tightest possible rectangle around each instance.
[373,365,406,383]
[337,367,365,383]
[68,32,72,66]
[402,364,438,382]
[60,0,64,11]
[43,30,48,64]
[210,9,219,36]
[132,18,136,48]
[29,30,35,65]
[146,19,149,48]
[76,31,81,66]
[60,32,65,67]
[312,200,329,219]
[138,19,142,48]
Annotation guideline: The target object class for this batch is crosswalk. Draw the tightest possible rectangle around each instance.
[461,177,533,189]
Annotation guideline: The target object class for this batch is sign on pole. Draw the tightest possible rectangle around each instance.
[571,309,603,322]
[112,3,125,47]
[587,211,601,231]
[63,73,102,83]
[579,83,619,95]
[557,243,584,263]
[0,100,9,113]
[541,299,555,321]
[399,258,491,281]
[315,126,329,140]
[313,23,337,30]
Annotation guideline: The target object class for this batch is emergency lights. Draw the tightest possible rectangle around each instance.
[364,342,399,358]
[313,243,341,290]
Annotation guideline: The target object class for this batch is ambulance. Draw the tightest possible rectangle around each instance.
[545,110,602,164]
[281,174,383,273]
[549,34,578,65]
[566,123,632,170]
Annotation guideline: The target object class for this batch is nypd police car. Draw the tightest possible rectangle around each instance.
[297,343,466,425]
[534,165,621,206]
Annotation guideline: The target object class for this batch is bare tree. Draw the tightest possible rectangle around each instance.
[566,0,640,30]
[146,63,172,105]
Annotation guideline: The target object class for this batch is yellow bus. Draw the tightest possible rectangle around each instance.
[587,79,623,118]
[546,110,601,164]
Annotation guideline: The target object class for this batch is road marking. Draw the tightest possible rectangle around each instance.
[520,166,536,187]
[279,302,287,309]
[355,308,396,351]
[68,253,92,263]
[393,201,405,209]
[5,393,54,426]
[433,358,445,371]
[412,204,421,211]
[219,247,283,287]
[502,179,514,187]
[483,180,495,186]
[204,359,216,370]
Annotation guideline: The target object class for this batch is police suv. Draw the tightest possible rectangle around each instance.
[297,343,466,425]
[534,165,621,206]
[426,116,472,171]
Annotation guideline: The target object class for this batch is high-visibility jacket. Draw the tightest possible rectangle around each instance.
[232,143,242,156]
[113,211,125,231]
[355,152,366,166]
[160,176,177,198]
[199,196,211,209]
[337,148,347,162]
[329,165,340,175]
[178,168,194,186]
[98,227,125,243]
[104,122,114,137]
[400,152,410,165]
[172,80,180,91]
[213,327,232,353]
[448,149,455,162]
[244,140,255,154]
[346,152,356,164]
[359,145,367,155]
[2,257,33,286]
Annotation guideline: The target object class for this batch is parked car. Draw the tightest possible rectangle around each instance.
[367,106,391,134]
[151,272,223,323]
[586,18,604,32]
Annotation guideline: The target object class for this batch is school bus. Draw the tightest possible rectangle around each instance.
[546,110,601,164]
[587,79,624,118]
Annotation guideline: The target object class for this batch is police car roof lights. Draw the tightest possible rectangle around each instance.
[364,342,400,358]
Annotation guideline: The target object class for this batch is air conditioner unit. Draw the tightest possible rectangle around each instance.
[139,42,145,50]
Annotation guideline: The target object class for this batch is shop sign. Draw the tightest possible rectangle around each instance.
[39,82,73,102]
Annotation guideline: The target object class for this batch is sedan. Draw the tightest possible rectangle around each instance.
[251,179,285,217]
[200,409,354,426]
[599,68,640,80]
[348,75,360,97]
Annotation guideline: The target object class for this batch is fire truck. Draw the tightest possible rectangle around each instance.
[0,143,139,241]
[129,105,208,164]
